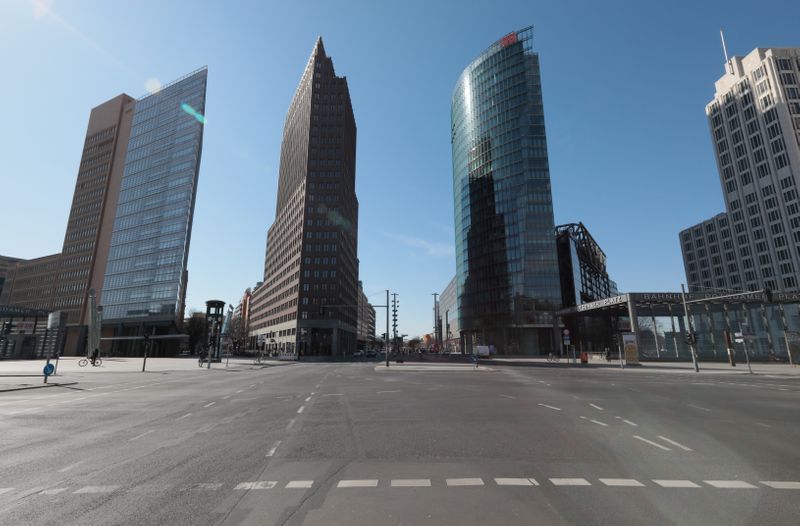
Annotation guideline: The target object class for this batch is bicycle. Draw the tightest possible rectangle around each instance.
[78,357,102,367]
[254,353,265,365]
[546,352,560,363]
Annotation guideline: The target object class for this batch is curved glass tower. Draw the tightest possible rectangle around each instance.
[451,27,560,355]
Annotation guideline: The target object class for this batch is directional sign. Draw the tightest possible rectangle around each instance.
[563,336,571,345]
[43,363,55,376]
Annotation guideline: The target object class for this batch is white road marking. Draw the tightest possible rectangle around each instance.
[40,488,68,495]
[688,404,711,412]
[323,393,343,397]
[600,478,644,487]
[633,435,671,451]
[0,488,14,495]
[579,416,608,427]
[305,396,312,402]
[377,390,400,394]
[129,430,154,441]
[653,480,700,488]
[537,403,561,411]
[500,394,516,399]
[74,486,119,494]
[189,483,223,490]
[446,478,484,486]
[222,395,231,400]
[286,418,296,430]
[589,403,604,411]
[297,406,305,414]
[623,419,638,427]
[756,422,771,428]
[236,390,243,394]
[310,392,316,395]
[203,402,215,408]
[760,481,800,489]
[550,478,591,486]
[57,462,82,473]
[286,480,314,489]
[178,413,192,420]
[391,479,431,487]
[704,480,756,489]
[338,480,379,488]
[235,481,277,490]
[657,436,693,451]
[494,478,538,486]
[546,384,551,387]
[266,440,282,457]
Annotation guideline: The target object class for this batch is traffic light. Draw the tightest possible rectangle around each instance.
[685,333,696,346]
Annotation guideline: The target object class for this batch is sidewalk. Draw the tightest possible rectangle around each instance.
[0,357,293,392]
[488,356,800,377]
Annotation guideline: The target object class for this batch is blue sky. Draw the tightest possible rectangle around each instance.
[1,0,799,337]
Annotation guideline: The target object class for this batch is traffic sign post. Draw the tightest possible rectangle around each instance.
[43,360,55,384]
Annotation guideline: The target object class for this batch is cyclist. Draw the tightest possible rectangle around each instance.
[90,348,100,366]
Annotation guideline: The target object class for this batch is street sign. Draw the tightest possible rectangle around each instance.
[562,329,570,336]
[734,332,744,344]
[563,336,571,345]
[43,363,55,376]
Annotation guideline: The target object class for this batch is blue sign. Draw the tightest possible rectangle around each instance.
[43,363,55,376]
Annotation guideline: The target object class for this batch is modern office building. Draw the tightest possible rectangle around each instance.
[100,68,207,338]
[451,27,560,355]
[356,281,375,350]
[0,256,24,303]
[3,69,206,355]
[438,276,461,354]
[681,47,800,293]
[249,38,359,357]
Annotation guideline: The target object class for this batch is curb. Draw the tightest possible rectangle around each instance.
[0,381,78,393]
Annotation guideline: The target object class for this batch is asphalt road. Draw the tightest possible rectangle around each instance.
[1,361,799,525]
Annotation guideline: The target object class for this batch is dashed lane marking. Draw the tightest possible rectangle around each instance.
[338,480,379,488]
[494,478,538,486]
[653,480,700,488]
[203,402,215,408]
[305,396,312,402]
[760,481,800,489]
[323,393,343,397]
[756,422,771,428]
[579,416,608,427]
[286,418,296,430]
[40,488,68,495]
[297,406,305,414]
[57,462,82,473]
[500,394,516,399]
[178,413,192,420]
[0,488,14,495]
[74,486,119,494]
[446,478,484,487]
[537,403,561,411]
[129,430,154,441]
[589,403,604,411]
[286,481,314,489]
[377,390,400,394]
[266,440,281,457]
[704,480,757,489]
[633,435,671,451]
[391,479,431,487]
[550,478,591,486]
[622,419,638,427]
[657,436,693,451]
[688,404,712,412]
[235,481,277,490]
[599,479,644,487]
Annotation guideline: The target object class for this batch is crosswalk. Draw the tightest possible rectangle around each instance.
[2,477,800,497]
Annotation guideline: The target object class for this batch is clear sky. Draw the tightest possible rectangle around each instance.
[2,0,799,338]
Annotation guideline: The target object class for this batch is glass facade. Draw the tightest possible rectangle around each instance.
[451,27,560,355]
[101,69,207,321]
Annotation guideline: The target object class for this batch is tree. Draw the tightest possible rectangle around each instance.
[184,312,206,355]
[407,338,421,351]
[227,316,249,354]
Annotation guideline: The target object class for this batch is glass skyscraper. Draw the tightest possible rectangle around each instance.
[451,27,560,355]
[101,68,207,323]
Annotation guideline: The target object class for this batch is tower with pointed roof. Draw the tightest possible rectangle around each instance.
[249,37,359,357]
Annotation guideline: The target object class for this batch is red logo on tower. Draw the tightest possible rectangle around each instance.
[499,32,518,47]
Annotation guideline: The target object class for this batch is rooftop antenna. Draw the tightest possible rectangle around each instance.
[720,28,732,74]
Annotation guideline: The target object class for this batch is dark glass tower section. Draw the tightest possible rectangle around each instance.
[451,27,560,355]
[257,38,358,357]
